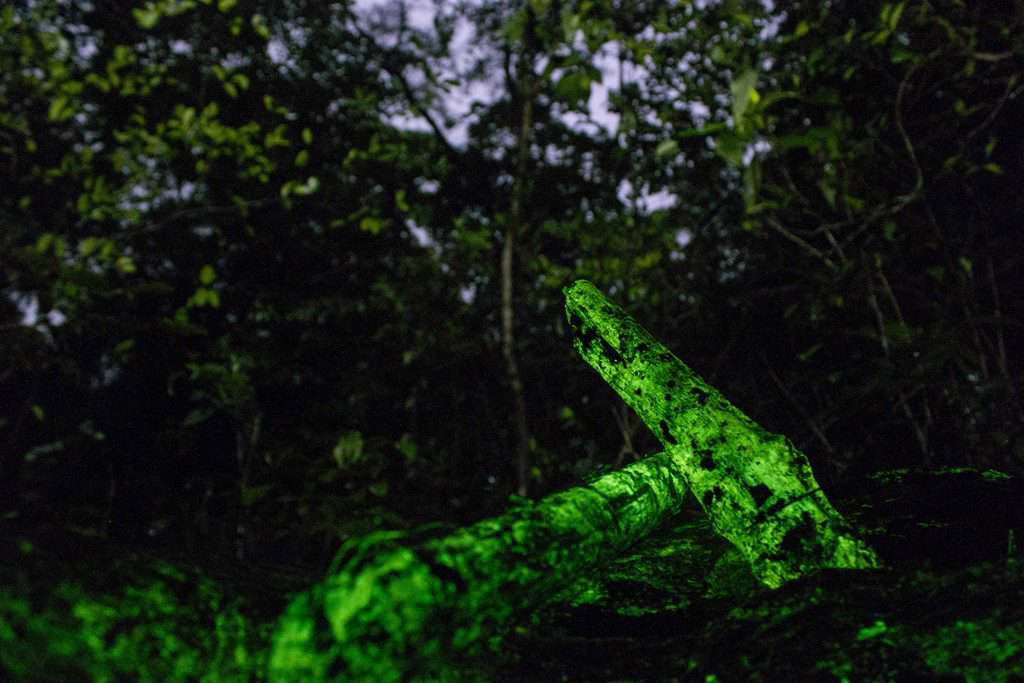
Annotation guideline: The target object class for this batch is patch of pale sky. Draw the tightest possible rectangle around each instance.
[347,0,686,285]
[12,292,66,328]
[19,0,698,323]
[406,219,432,247]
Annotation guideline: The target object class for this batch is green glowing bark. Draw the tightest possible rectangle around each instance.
[269,450,689,681]
[564,280,879,588]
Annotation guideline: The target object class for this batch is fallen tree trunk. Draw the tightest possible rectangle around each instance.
[269,451,690,681]
[506,467,1024,682]
[564,279,878,587]
[268,280,880,680]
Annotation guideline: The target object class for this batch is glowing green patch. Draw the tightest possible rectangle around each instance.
[563,280,879,587]
[918,619,1024,681]
[268,280,882,678]
[270,451,692,679]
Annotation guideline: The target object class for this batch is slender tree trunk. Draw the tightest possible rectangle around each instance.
[0,386,36,514]
[502,5,536,497]
[235,412,261,561]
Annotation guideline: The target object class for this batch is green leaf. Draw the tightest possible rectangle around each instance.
[78,237,101,257]
[817,179,836,208]
[395,189,409,212]
[48,95,72,122]
[675,123,727,138]
[115,255,137,274]
[793,21,810,38]
[394,436,417,462]
[730,69,758,122]
[797,344,822,362]
[200,265,216,285]
[114,339,136,354]
[359,216,385,234]
[887,2,905,30]
[217,0,237,11]
[301,127,313,144]
[263,124,289,149]
[742,158,761,210]
[190,287,220,308]
[292,176,319,196]
[857,620,888,641]
[250,13,270,38]
[655,139,678,159]
[714,132,745,166]
[554,72,592,104]
[241,484,272,506]
[132,5,160,29]
[884,322,917,343]
[183,408,214,427]
[332,431,364,469]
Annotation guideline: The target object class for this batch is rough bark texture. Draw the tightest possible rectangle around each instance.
[268,450,689,681]
[563,279,879,587]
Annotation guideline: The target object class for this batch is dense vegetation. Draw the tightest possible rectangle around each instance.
[2,0,1021,584]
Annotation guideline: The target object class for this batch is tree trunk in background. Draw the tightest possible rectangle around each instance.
[563,280,879,588]
[502,5,536,498]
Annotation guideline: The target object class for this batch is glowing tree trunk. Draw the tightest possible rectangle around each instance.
[269,280,878,681]
[563,279,878,587]
[270,450,689,681]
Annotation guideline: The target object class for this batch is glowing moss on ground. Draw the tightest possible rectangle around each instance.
[0,543,271,682]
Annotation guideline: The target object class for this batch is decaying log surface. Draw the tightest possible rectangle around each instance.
[564,279,879,587]
[505,467,1024,682]
[268,280,881,680]
[269,450,690,681]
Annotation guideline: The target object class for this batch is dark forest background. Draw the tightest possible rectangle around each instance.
[2,0,1021,573]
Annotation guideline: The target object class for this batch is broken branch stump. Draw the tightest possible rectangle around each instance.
[564,279,879,587]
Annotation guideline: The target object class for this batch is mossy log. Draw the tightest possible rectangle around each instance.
[564,280,878,587]
[506,467,1024,682]
[269,450,690,681]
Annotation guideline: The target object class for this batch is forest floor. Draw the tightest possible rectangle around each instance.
[2,467,1023,681]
